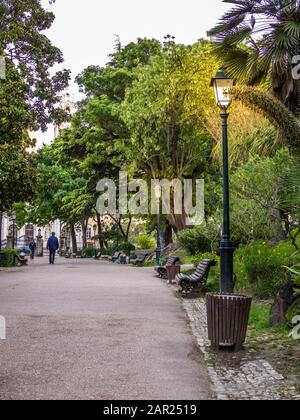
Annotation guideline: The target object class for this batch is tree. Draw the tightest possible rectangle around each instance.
[231,86,300,150]
[0,0,70,209]
[120,41,215,232]
[29,145,94,253]
[229,149,293,244]
[121,40,271,231]
[51,39,163,242]
[208,0,300,115]
[0,63,36,209]
[0,0,71,130]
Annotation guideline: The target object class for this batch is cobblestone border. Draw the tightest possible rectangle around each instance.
[183,298,300,400]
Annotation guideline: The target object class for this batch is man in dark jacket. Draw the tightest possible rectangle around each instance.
[29,240,37,260]
[47,232,59,265]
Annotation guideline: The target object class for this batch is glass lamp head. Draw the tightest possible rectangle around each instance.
[210,68,236,108]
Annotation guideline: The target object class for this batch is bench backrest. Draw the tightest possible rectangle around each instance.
[166,256,180,267]
[194,259,216,279]
[136,253,149,262]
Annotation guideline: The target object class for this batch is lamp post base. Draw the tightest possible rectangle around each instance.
[220,239,235,294]
[156,249,161,268]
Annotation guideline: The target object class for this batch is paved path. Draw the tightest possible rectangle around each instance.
[0,258,211,400]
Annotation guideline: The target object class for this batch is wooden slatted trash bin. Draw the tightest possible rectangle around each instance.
[207,293,252,352]
[166,265,181,284]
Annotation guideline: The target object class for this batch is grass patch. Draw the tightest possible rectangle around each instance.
[246,301,300,389]
[249,302,271,331]
[142,260,156,267]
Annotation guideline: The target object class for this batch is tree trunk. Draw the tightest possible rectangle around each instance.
[270,280,297,325]
[163,220,173,246]
[96,213,104,248]
[293,77,300,118]
[168,212,188,233]
[109,215,132,242]
[268,209,284,246]
[70,224,77,255]
[81,220,87,250]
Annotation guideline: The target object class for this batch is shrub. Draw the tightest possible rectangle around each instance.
[235,241,298,299]
[81,247,95,258]
[0,249,18,267]
[135,234,156,250]
[102,246,116,256]
[119,242,135,255]
[177,227,212,255]
[189,241,299,299]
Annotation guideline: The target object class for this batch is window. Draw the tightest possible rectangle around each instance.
[86,227,92,239]
[25,224,34,241]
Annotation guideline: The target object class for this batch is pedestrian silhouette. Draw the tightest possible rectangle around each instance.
[47,233,59,265]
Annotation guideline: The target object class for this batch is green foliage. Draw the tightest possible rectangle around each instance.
[230,150,293,243]
[30,145,92,224]
[121,40,218,231]
[235,241,297,299]
[95,246,116,256]
[81,248,95,258]
[119,242,135,255]
[281,159,300,226]
[209,1,300,115]
[232,87,300,149]
[142,260,156,268]
[0,0,71,130]
[135,234,156,250]
[0,249,18,267]
[177,226,213,255]
[0,63,37,209]
[0,0,70,209]
[249,303,271,331]
[286,298,300,325]
[121,40,215,180]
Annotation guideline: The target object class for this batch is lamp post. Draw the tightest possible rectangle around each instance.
[154,185,162,267]
[210,69,236,294]
[207,69,252,352]
[11,211,16,249]
[93,224,97,257]
[66,226,70,254]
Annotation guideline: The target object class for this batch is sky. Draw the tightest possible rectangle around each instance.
[36,0,229,146]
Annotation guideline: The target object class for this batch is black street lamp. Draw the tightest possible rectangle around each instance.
[210,68,236,294]
[11,211,17,249]
[93,224,97,257]
[207,69,252,352]
[154,185,162,267]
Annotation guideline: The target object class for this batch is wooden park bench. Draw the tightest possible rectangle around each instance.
[176,259,216,297]
[155,256,181,279]
[14,254,28,267]
[108,251,122,263]
[130,251,151,267]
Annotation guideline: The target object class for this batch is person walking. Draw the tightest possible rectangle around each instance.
[29,239,37,260]
[47,232,59,265]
